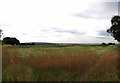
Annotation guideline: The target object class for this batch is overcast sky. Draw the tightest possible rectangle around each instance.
[0,0,119,43]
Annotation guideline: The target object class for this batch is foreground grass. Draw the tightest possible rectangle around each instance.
[2,45,118,81]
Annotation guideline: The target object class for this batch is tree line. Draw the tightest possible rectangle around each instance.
[2,37,35,45]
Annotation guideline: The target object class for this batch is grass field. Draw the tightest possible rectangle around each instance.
[2,44,119,81]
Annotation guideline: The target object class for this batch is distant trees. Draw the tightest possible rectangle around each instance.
[101,42,115,46]
[20,43,35,45]
[0,29,20,45]
[3,37,20,45]
[101,42,106,46]
[107,15,120,42]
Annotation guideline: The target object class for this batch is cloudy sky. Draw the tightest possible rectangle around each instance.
[0,0,119,43]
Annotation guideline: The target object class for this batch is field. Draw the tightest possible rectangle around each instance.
[2,44,119,81]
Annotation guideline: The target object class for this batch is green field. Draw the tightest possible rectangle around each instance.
[2,44,119,81]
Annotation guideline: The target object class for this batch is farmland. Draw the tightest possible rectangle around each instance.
[2,44,119,81]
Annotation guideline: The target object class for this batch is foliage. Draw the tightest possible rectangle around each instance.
[0,29,3,41]
[107,15,120,42]
[3,37,20,45]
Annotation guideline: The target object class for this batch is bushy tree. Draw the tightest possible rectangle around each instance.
[0,29,2,41]
[3,37,20,45]
[107,15,120,79]
[107,15,120,42]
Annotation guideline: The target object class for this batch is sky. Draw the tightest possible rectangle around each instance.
[0,0,119,43]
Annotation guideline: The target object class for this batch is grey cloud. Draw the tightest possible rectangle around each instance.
[41,27,86,35]
[52,28,86,35]
[97,30,111,37]
[0,24,10,27]
[95,36,111,39]
[40,29,50,32]
[73,2,118,20]
[102,2,118,12]
[34,35,47,38]
[74,13,94,19]
[118,1,120,14]
[21,33,27,35]
[54,35,63,37]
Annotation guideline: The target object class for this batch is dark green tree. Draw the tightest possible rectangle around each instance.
[0,29,2,41]
[107,15,120,42]
[107,15,120,79]
[3,37,20,45]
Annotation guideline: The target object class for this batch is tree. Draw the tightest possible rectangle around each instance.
[0,29,2,41]
[3,37,20,45]
[101,42,106,46]
[107,15,120,79]
[107,15,120,42]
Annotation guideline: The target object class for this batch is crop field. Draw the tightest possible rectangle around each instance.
[2,44,119,81]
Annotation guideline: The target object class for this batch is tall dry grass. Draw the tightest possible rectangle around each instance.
[2,45,118,81]
[81,52,118,81]
[2,46,34,81]
[24,51,98,79]
[2,46,20,81]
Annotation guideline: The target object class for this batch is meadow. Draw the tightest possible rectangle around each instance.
[2,44,119,81]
